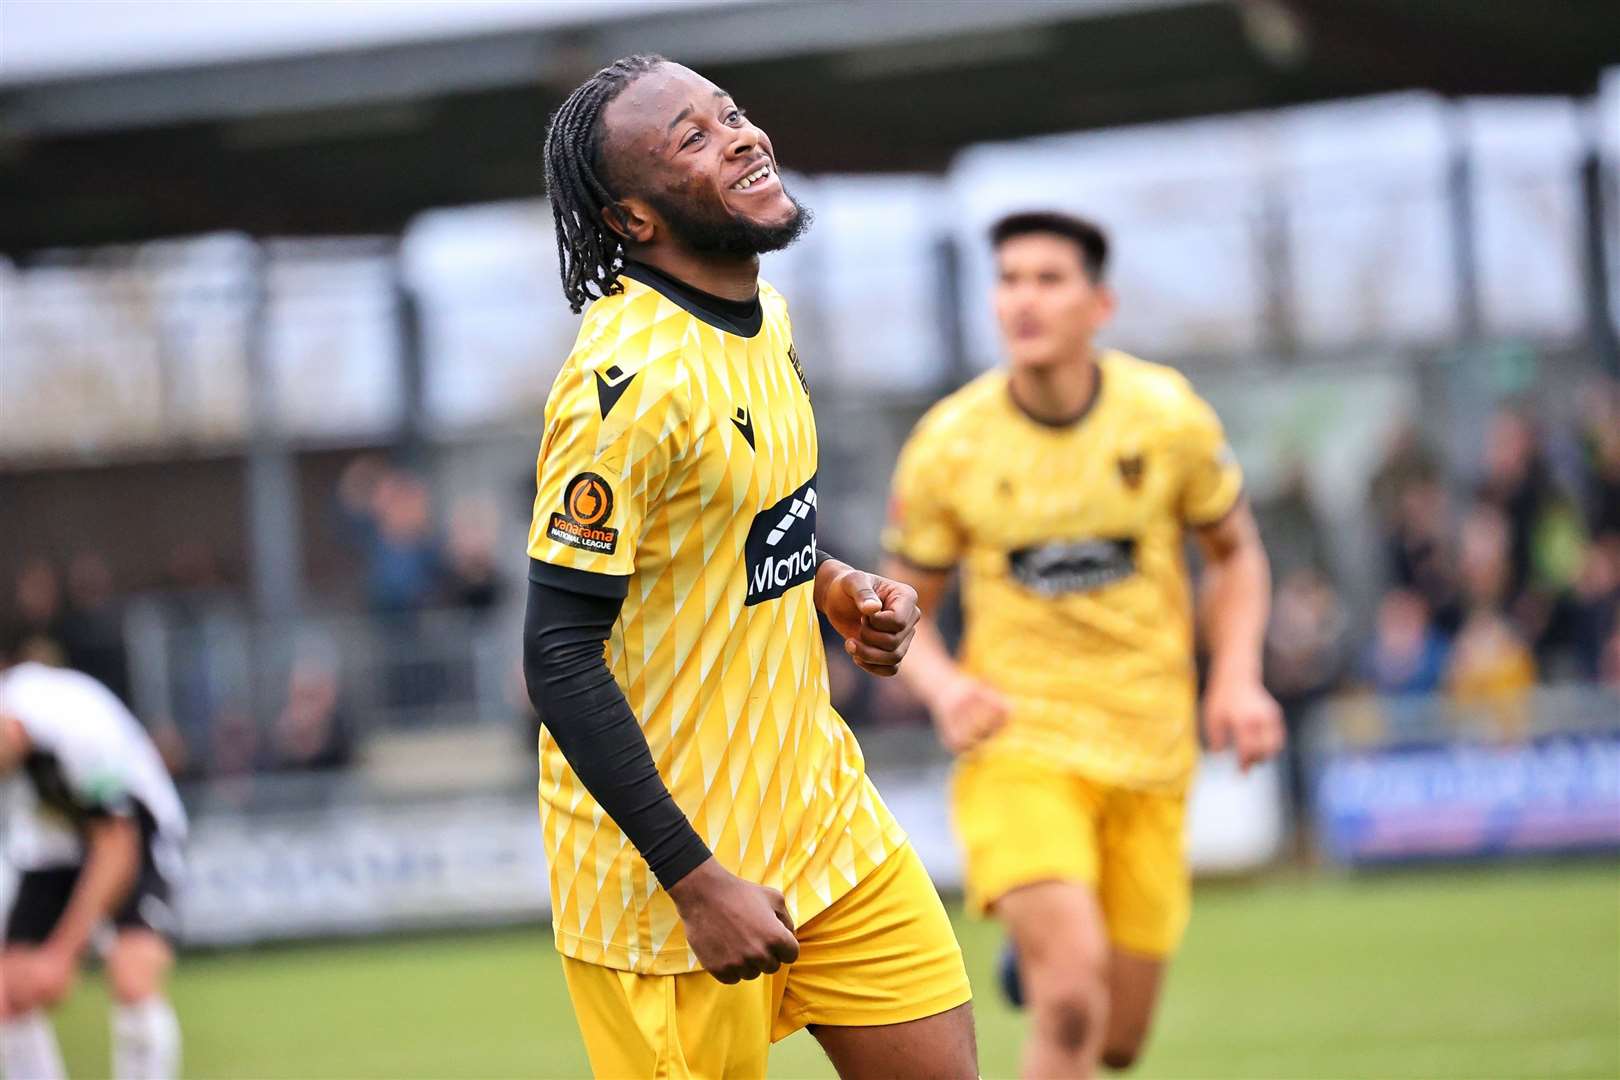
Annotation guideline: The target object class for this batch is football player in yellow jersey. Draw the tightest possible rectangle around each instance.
[523,55,974,1079]
[883,211,1285,1078]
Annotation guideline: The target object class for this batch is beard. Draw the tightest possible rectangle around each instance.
[644,186,813,257]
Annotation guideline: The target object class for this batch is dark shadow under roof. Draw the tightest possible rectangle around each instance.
[2,0,1616,254]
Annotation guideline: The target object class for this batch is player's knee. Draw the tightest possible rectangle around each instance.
[106,964,161,1006]
[105,938,171,1006]
[1032,970,1108,1054]
[1040,989,1103,1054]
[107,968,155,1006]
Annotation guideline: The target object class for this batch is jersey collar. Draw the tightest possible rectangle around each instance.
[1006,356,1105,430]
[619,262,764,339]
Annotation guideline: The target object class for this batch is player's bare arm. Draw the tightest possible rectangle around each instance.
[14,816,140,1008]
[814,557,921,677]
[880,559,1009,753]
[1193,500,1285,770]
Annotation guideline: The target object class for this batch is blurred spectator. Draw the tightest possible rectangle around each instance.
[1543,537,1620,680]
[338,457,476,717]
[58,551,131,704]
[202,706,262,808]
[1445,611,1536,718]
[1255,460,1330,583]
[11,628,66,667]
[13,558,67,661]
[209,708,261,779]
[1367,420,1442,530]
[1445,504,1539,726]
[155,541,238,778]
[1475,408,1562,601]
[148,721,193,781]
[1456,503,1513,612]
[1362,590,1449,698]
[1384,479,1462,634]
[1578,377,1620,538]
[1600,625,1620,691]
[1265,567,1349,830]
[337,456,446,615]
[270,655,354,772]
[444,495,504,616]
[165,539,227,595]
[1473,407,1592,659]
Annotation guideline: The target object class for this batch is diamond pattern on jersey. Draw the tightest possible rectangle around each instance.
[528,278,905,975]
[884,353,1243,790]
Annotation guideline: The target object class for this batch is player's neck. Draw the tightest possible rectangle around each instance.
[625,247,760,302]
[1008,350,1100,427]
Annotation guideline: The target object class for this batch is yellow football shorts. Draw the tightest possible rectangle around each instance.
[560,842,971,1079]
[952,751,1190,957]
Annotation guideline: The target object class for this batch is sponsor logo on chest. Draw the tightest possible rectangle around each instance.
[744,474,818,605]
[1007,537,1137,597]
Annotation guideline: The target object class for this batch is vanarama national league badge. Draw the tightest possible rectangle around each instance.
[547,472,619,554]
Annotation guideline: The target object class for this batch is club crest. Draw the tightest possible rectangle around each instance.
[1117,453,1145,490]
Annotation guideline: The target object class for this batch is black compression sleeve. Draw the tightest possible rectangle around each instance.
[522,571,712,890]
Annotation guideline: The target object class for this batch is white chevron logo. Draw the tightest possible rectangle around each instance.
[766,487,817,546]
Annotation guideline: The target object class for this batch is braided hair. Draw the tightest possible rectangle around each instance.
[544,54,667,314]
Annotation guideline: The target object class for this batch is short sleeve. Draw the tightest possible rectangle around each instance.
[1177,389,1244,527]
[527,358,689,593]
[1,673,137,819]
[882,417,965,571]
[64,743,136,818]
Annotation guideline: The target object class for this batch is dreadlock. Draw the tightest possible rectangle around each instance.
[544,54,668,314]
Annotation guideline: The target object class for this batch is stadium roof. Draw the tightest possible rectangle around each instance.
[2,0,1618,254]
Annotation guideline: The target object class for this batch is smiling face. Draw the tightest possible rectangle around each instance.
[993,232,1115,371]
[597,62,809,257]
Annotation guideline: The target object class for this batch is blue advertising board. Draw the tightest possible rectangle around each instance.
[1315,731,1620,864]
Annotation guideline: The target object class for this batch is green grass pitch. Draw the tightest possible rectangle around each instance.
[49,862,1618,1078]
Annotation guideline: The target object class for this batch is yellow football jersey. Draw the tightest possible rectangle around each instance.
[884,351,1243,790]
[528,264,905,975]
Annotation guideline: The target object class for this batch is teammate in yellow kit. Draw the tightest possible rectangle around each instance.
[883,212,1284,1078]
[524,55,973,1078]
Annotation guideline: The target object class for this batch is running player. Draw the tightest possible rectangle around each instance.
[0,636,186,1080]
[883,211,1284,1077]
[523,55,975,1078]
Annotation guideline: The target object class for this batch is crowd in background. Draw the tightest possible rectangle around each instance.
[1257,380,1620,825]
[7,381,1620,796]
[335,456,506,619]
[5,455,510,784]
[1365,388,1620,699]
[11,551,130,702]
